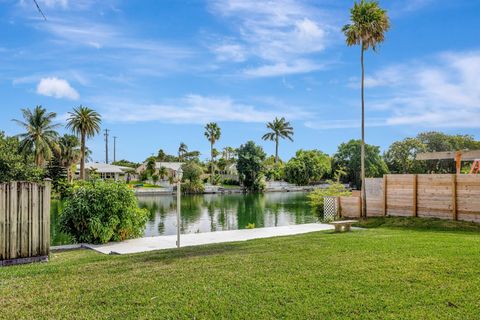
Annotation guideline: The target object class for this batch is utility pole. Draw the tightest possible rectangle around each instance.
[104,129,110,164]
[113,136,117,163]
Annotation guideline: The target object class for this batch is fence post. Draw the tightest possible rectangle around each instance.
[382,175,387,216]
[336,197,342,219]
[452,174,457,221]
[412,175,417,217]
[42,179,51,256]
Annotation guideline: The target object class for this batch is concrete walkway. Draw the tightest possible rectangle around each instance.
[85,223,334,255]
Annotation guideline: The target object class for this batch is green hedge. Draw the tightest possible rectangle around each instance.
[60,180,148,244]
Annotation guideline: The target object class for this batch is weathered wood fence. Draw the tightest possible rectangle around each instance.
[0,180,51,266]
[339,174,480,223]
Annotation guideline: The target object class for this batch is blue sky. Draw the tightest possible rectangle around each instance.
[1,0,479,163]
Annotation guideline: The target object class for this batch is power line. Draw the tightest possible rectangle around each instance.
[32,0,47,20]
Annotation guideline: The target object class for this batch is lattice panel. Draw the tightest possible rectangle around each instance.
[323,196,338,222]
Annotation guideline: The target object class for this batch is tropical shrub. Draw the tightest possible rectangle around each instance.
[237,141,266,192]
[284,150,331,185]
[307,182,351,212]
[182,180,205,194]
[211,174,222,185]
[60,180,148,244]
[222,178,240,186]
[0,131,44,182]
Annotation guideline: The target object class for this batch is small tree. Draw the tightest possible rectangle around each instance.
[333,139,389,188]
[284,150,331,186]
[181,162,203,183]
[237,141,266,192]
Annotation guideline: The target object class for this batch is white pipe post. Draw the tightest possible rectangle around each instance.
[176,179,181,248]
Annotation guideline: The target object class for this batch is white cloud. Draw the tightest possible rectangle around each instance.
[244,60,324,77]
[358,51,480,128]
[212,43,246,62]
[36,77,79,100]
[209,0,334,76]
[39,0,69,8]
[95,94,310,124]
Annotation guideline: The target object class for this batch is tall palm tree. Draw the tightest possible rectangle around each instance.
[66,106,101,180]
[342,0,390,218]
[204,122,221,177]
[262,117,294,165]
[178,142,188,161]
[57,134,81,182]
[12,105,60,166]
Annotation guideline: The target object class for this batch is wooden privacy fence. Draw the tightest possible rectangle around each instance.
[339,174,480,223]
[0,179,51,266]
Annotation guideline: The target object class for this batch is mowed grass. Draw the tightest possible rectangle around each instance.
[2,218,480,319]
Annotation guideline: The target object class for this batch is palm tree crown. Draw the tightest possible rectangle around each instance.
[262,117,294,164]
[57,134,81,182]
[204,122,221,159]
[178,142,188,160]
[12,105,59,166]
[342,0,390,51]
[66,106,101,179]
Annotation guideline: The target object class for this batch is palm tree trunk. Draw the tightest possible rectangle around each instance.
[360,45,367,219]
[275,135,279,165]
[80,132,86,180]
[210,140,214,181]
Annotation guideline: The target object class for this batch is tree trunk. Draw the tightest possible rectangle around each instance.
[210,140,214,181]
[275,136,279,166]
[80,132,86,180]
[360,45,367,219]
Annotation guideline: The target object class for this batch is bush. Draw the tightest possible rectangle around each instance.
[284,150,331,185]
[182,180,205,194]
[307,182,351,212]
[182,162,204,182]
[60,180,148,244]
[222,178,240,186]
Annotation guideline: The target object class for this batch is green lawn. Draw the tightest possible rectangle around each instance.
[2,218,480,319]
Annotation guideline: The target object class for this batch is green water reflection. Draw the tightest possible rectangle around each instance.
[138,192,319,237]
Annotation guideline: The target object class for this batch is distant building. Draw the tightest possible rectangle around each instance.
[136,161,184,180]
[75,163,135,181]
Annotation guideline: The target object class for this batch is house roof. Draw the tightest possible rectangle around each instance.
[76,163,131,174]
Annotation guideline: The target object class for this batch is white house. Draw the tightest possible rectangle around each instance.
[136,161,184,180]
[75,163,134,181]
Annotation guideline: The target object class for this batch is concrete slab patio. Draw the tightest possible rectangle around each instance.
[85,223,335,255]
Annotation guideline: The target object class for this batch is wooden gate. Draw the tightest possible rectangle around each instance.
[0,179,51,266]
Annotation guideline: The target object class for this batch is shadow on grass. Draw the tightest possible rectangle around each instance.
[353,216,480,234]
[127,241,254,264]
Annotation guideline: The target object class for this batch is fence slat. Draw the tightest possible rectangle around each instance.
[9,182,18,259]
[31,183,39,257]
[20,183,29,257]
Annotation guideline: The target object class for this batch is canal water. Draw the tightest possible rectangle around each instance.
[51,192,320,245]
